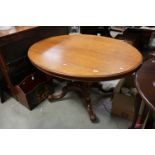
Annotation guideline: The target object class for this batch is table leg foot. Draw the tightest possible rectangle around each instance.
[87,104,98,123]
[48,86,68,101]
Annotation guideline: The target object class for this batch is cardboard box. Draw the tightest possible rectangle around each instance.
[111,75,135,120]
[112,93,135,120]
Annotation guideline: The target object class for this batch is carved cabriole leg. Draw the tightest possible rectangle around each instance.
[76,83,98,123]
[81,84,98,123]
[48,82,98,123]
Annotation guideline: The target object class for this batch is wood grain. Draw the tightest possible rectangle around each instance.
[28,34,143,81]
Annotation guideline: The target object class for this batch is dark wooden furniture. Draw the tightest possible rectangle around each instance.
[136,57,155,110]
[115,27,155,51]
[28,34,142,122]
[0,72,5,103]
[0,26,69,105]
[15,71,53,110]
[133,58,155,128]
[80,26,111,37]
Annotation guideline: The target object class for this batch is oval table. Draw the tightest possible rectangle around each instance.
[28,34,142,122]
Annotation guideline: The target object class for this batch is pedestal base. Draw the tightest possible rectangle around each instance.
[48,81,112,123]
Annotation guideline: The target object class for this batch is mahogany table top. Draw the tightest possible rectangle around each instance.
[28,34,143,81]
[135,58,155,111]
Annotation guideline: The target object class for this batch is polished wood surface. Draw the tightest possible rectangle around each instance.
[28,34,142,81]
[135,58,155,111]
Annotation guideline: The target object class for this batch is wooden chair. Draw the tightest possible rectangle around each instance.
[130,52,155,128]
[115,27,154,51]
[115,28,141,48]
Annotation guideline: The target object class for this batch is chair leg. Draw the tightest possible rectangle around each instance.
[129,94,142,129]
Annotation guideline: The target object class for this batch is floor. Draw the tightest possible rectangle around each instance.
[0,81,131,129]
